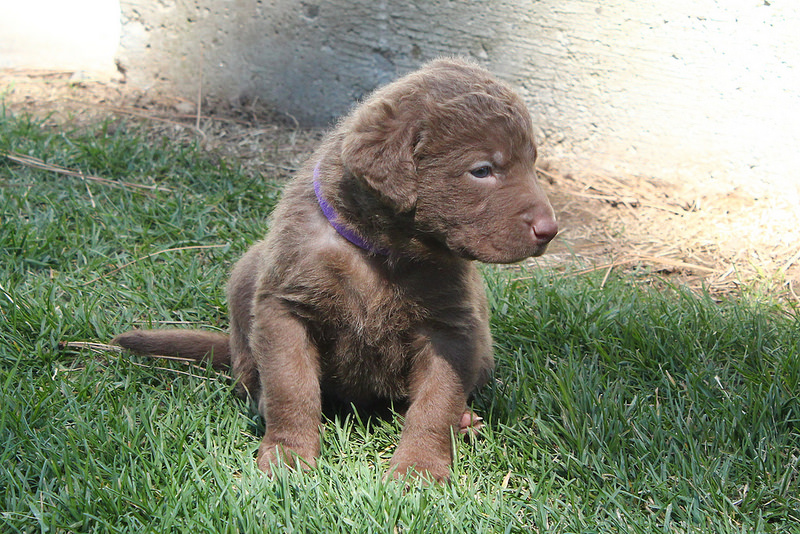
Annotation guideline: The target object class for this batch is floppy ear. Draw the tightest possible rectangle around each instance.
[340,97,420,212]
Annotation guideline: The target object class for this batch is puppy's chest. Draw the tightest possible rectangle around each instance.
[320,273,423,351]
[308,278,420,400]
[308,263,466,401]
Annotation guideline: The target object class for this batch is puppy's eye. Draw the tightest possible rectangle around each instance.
[469,166,493,179]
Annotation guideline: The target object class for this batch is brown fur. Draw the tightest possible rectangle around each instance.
[113,58,557,482]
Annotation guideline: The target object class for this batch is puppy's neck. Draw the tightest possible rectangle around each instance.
[314,158,461,265]
[313,163,389,256]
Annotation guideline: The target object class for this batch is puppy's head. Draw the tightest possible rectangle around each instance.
[341,58,558,264]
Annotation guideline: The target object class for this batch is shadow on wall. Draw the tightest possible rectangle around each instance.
[0,0,120,73]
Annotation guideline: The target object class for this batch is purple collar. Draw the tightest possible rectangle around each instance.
[313,163,388,256]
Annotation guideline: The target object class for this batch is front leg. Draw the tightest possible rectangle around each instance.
[390,333,478,482]
[250,296,322,473]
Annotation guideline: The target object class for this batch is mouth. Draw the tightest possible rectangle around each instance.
[460,239,550,265]
[441,217,557,264]
[529,226,557,257]
[529,242,550,258]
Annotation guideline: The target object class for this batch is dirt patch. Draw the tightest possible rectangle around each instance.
[3,70,799,302]
[539,168,800,299]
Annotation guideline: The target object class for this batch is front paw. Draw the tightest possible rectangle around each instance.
[257,439,317,474]
[389,445,451,483]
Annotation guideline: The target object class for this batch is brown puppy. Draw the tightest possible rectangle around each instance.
[114,58,558,482]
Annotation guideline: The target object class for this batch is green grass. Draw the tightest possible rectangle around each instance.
[1,108,799,533]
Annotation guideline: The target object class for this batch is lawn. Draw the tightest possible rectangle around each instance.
[1,109,799,533]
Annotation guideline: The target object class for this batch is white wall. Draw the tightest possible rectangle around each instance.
[507,1,800,190]
[0,0,120,73]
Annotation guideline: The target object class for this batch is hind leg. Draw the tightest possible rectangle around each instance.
[226,243,263,402]
[229,322,260,402]
[459,409,485,436]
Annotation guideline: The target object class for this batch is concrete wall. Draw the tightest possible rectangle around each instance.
[3,1,798,189]
[116,0,800,189]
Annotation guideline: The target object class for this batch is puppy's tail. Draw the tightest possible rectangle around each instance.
[112,329,231,368]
